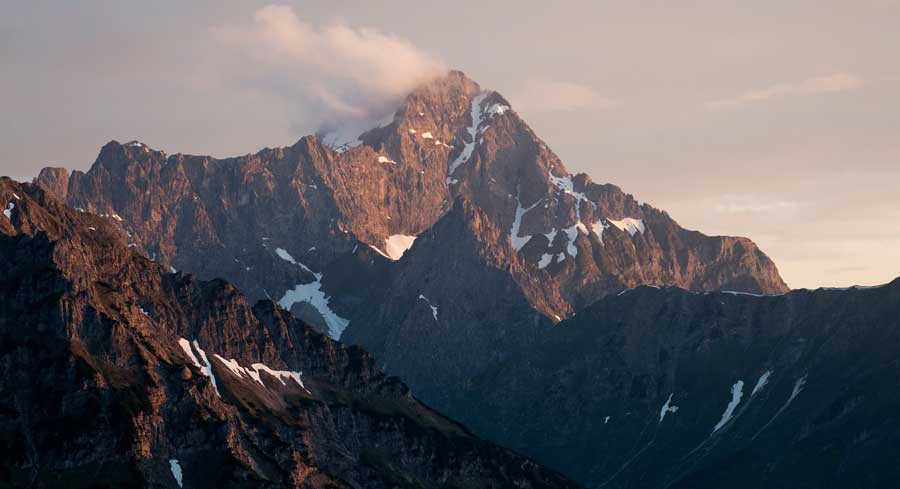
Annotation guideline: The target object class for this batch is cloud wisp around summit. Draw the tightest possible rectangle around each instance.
[211,4,446,144]
[705,72,863,111]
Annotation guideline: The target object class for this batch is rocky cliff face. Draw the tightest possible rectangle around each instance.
[462,283,900,488]
[0,177,582,489]
[32,70,787,445]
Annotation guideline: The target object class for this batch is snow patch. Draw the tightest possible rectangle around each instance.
[178,339,220,397]
[562,224,585,257]
[377,155,397,164]
[751,370,773,396]
[548,167,600,253]
[373,234,417,261]
[604,416,611,424]
[170,266,177,274]
[447,92,489,183]
[275,247,314,275]
[510,190,541,251]
[212,354,310,394]
[3,202,13,219]
[608,218,645,236]
[788,375,807,405]
[713,380,744,433]
[418,294,439,321]
[538,253,554,269]
[486,103,510,117]
[421,132,434,139]
[659,393,679,422]
[169,459,183,488]
[279,273,349,341]
[591,219,609,245]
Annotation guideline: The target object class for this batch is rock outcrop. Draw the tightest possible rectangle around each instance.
[464,283,900,488]
[0,177,582,489]
[30,70,789,468]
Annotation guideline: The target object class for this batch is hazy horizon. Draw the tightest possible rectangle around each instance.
[3,1,898,289]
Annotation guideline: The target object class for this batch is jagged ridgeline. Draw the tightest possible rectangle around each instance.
[32,70,786,414]
[0,177,582,488]
[20,70,895,489]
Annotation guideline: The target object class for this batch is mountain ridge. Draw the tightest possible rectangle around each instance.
[28,70,790,469]
[0,175,584,488]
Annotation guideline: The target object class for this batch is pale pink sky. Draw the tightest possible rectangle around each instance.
[2,1,898,288]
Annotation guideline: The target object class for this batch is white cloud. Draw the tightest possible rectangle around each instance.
[210,4,446,143]
[705,72,863,111]
[511,78,617,112]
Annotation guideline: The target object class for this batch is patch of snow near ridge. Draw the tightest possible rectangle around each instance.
[751,370,773,396]
[279,276,349,341]
[788,375,807,405]
[377,155,396,164]
[510,190,542,251]
[713,380,744,433]
[418,294,439,321]
[486,103,509,116]
[372,234,417,261]
[591,219,609,245]
[178,339,220,397]
[659,393,679,422]
[275,247,314,275]
[422,132,434,139]
[3,202,14,219]
[447,92,489,183]
[608,217,645,236]
[538,253,554,269]
[169,459,183,488]
[562,223,587,257]
[213,354,310,394]
[547,166,608,255]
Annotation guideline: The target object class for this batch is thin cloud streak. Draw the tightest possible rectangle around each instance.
[511,78,618,113]
[705,72,863,111]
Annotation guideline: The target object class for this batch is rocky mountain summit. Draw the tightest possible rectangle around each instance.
[25,71,798,485]
[32,71,787,415]
[12,68,899,489]
[0,177,582,488]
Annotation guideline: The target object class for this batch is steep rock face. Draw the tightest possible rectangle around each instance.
[33,71,786,317]
[31,70,787,435]
[463,283,900,488]
[0,177,582,489]
[341,197,568,408]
